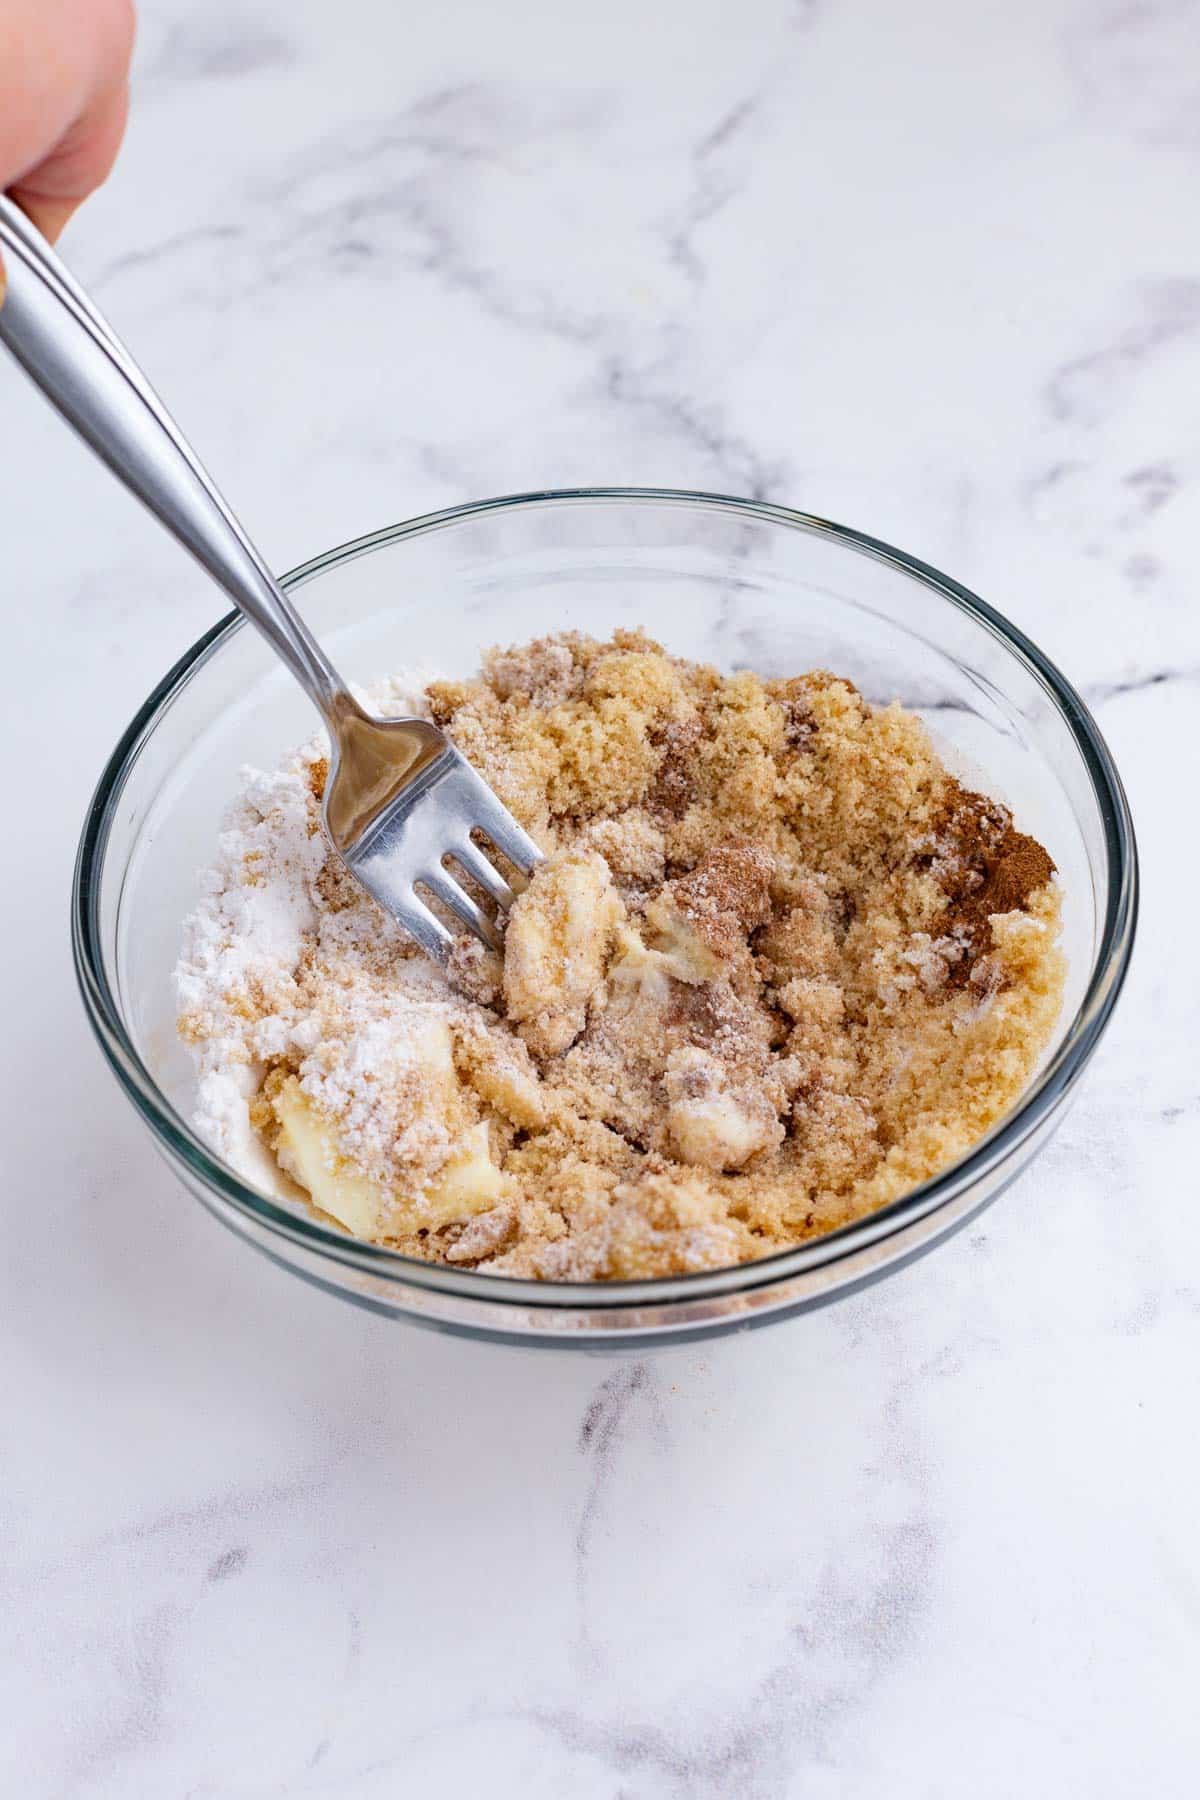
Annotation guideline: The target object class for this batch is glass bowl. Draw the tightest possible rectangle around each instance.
[73,489,1137,1348]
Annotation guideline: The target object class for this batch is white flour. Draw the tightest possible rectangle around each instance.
[173,671,455,1187]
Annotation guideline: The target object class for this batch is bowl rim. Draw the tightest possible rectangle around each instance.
[72,486,1138,1310]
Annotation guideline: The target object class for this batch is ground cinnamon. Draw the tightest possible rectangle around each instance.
[930,779,1056,985]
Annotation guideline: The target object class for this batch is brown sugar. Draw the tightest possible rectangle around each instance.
[178,630,1065,1280]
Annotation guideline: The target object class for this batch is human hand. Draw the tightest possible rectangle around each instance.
[0,0,135,294]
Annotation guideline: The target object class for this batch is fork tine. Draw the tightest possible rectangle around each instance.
[394,888,455,963]
[449,837,517,912]
[456,764,542,875]
[419,865,504,951]
[329,732,542,963]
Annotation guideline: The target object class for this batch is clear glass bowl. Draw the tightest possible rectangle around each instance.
[73,490,1137,1348]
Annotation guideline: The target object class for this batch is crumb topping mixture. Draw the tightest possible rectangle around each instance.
[175,631,1064,1280]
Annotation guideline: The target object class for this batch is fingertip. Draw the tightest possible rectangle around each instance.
[10,72,131,241]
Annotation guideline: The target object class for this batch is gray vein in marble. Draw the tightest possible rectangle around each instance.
[1045,279,1200,426]
[1066,0,1200,149]
[16,1470,337,1788]
[146,12,298,85]
[6,1472,318,1597]
[84,83,617,349]
[205,1545,249,1583]
[602,356,788,497]
[1024,459,1184,550]
[1083,662,1200,703]
[91,225,244,296]
[1123,549,1164,589]
[517,1324,937,1799]
[70,1598,182,1785]
[1024,459,1087,520]
[668,95,762,286]
[251,87,611,345]
[574,1362,667,1674]
[1121,462,1182,517]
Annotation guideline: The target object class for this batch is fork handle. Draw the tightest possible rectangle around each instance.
[0,194,353,727]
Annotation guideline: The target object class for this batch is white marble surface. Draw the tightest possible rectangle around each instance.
[1,0,1196,1792]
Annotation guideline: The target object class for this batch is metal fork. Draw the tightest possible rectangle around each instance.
[0,195,541,961]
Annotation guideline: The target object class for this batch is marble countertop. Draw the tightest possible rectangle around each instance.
[2,0,1195,1792]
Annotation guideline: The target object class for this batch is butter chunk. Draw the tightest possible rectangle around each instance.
[273,1076,387,1238]
[273,1076,504,1236]
[665,1046,785,1173]
[503,849,624,1056]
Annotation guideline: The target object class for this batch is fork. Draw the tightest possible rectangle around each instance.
[0,195,542,961]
